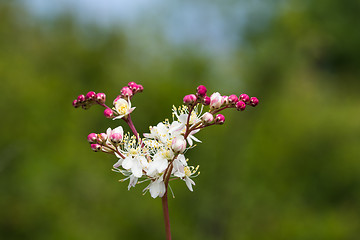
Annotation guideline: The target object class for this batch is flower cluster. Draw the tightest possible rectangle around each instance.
[73,83,259,198]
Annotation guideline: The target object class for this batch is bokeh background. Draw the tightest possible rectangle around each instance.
[1,0,360,239]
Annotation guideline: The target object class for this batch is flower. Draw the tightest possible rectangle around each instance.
[210,92,224,109]
[113,98,136,120]
[145,176,166,198]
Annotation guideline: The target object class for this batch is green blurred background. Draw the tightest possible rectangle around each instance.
[1,0,360,239]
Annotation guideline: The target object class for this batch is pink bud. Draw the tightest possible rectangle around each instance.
[104,108,114,118]
[97,133,107,144]
[250,97,259,107]
[222,95,229,104]
[136,84,144,92]
[239,94,250,103]
[196,85,207,97]
[128,82,137,88]
[215,114,225,125]
[91,144,101,152]
[171,136,187,153]
[128,82,138,92]
[87,133,97,143]
[85,91,96,101]
[110,133,122,144]
[210,92,224,109]
[236,101,246,111]
[72,99,79,108]
[96,93,106,104]
[202,112,214,124]
[183,94,197,105]
[203,96,211,106]
[228,94,238,104]
[77,94,85,103]
[121,87,133,98]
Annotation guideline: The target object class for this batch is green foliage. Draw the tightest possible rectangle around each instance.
[1,0,359,239]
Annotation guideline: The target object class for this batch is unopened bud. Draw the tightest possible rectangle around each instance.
[239,94,250,103]
[183,94,197,105]
[196,85,207,97]
[210,92,224,109]
[171,136,187,153]
[91,144,101,152]
[87,133,97,143]
[222,95,229,104]
[136,84,144,93]
[215,114,225,125]
[128,82,137,88]
[203,96,211,106]
[72,99,79,108]
[228,94,238,104]
[96,93,106,104]
[121,87,133,98]
[110,133,122,144]
[77,94,85,103]
[202,112,214,124]
[236,101,246,111]
[97,133,107,144]
[104,108,114,118]
[85,91,96,101]
[250,97,259,107]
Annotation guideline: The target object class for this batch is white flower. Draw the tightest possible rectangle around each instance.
[122,150,148,178]
[172,154,187,178]
[144,176,166,198]
[183,166,196,192]
[113,98,136,120]
[147,150,170,177]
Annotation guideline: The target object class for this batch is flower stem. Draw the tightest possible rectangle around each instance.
[161,193,172,240]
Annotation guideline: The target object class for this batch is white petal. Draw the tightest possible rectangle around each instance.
[187,136,193,146]
[149,182,160,198]
[185,177,195,192]
[122,156,133,170]
[113,159,123,168]
[128,175,138,190]
[132,160,143,178]
[190,134,201,143]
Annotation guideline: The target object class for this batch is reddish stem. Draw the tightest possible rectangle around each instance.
[162,193,172,240]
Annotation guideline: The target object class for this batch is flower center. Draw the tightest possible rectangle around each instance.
[184,166,191,177]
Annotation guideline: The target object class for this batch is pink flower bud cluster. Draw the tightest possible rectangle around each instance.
[182,85,259,127]
[72,91,107,110]
[87,127,124,152]
[121,82,143,99]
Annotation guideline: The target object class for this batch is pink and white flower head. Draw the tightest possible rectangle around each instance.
[87,133,97,143]
[91,143,101,152]
[215,114,225,125]
[239,94,250,104]
[202,112,214,124]
[97,133,107,144]
[250,97,259,107]
[106,126,124,144]
[96,93,106,104]
[86,91,96,101]
[236,101,246,111]
[210,92,224,109]
[196,85,207,97]
[228,94,239,104]
[77,94,85,103]
[183,94,197,105]
[104,108,114,118]
[121,87,133,98]
[203,96,211,106]
[171,136,187,153]
[113,98,136,120]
